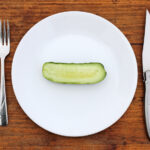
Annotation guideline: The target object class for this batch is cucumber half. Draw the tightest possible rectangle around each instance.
[42,62,106,84]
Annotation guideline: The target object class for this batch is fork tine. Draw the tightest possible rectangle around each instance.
[0,20,2,45]
[7,20,10,47]
[3,20,6,45]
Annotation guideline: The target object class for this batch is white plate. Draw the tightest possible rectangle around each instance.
[12,11,138,137]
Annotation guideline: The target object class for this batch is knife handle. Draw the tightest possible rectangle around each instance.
[144,70,150,138]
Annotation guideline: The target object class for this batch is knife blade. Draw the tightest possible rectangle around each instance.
[143,9,150,139]
[143,10,150,72]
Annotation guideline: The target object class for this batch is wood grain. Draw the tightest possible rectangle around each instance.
[0,0,149,149]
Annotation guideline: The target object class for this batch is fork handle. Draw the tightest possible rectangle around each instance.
[0,57,8,126]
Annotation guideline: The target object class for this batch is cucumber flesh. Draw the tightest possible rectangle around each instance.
[42,62,106,84]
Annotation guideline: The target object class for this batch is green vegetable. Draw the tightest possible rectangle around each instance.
[42,62,106,84]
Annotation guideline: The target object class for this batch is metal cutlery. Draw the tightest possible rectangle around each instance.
[143,10,150,138]
[0,20,10,126]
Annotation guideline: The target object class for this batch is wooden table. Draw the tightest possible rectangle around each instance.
[0,0,149,149]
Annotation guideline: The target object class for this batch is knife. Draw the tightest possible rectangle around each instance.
[143,9,150,138]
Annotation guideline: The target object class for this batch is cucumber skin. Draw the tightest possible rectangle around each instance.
[42,62,107,84]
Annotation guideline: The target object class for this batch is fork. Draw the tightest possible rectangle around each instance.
[0,20,10,126]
